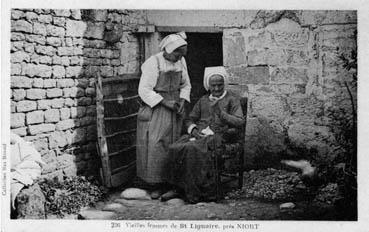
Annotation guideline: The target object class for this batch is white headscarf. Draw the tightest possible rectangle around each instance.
[159,32,187,54]
[203,66,229,91]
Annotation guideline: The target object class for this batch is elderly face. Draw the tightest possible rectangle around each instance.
[164,45,187,62]
[208,74,225,97]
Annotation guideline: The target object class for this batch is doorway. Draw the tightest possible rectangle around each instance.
[185,33,223,108]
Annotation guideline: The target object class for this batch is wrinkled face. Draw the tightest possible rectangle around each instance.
[164,45,187,62]
[208,74,225,97]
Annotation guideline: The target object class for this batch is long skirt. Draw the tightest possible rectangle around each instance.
[167,134,222,203]
[136,104,182,184]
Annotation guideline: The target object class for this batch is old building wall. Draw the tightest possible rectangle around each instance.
[10,9,146,179]
[223,10,357,168]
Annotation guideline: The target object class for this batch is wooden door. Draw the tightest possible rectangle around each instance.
[96,73,140,187]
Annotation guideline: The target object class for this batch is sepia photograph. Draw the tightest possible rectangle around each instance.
[1,0,369,231]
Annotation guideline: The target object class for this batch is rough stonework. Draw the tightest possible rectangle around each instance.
[10,9,145,178]
[10,9,357,178]
[223,11,357,168]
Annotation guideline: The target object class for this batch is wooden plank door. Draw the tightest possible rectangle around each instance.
[96,73,140,187]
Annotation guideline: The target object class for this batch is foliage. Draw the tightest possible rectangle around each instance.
[38,176,105,217]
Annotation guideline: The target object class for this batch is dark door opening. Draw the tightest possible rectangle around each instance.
[186,33,223,108]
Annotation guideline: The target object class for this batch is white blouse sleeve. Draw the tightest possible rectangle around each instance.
[138,56,164,108]
[179,57,191,102]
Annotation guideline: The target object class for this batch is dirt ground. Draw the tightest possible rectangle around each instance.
[81,190,337,221]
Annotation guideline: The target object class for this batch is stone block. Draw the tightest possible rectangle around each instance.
[38,56,53,64]
[35,45,55,56]
[38,14,52,23]
[70,56,82,65]
[25,34,46,45]
[65,66,82,78]
[77,97,92,106]
[60,108,70,120]
[11,33,25,41]
[65,37,73,46]
[73,38,84,46]
[270,67,308,84]
[11,41,24,52]
[94,10,108,21]
[77,79,90,88]
[287,123,332,149]
[11,64,22,75]
[84,22,104,39]
[61,56,70,66]
[56,119,75,131]
[46,25,65,37]
[43,79,56,88]
[11,20,32,33]
[11,51,30,63]
[11,113,25,128]
[44,109,60,123]
[25,12,38,21]
[53,9,71,17]
[26,110,44,125]
[72,127,86,143]
[49,98,65,109]
[223,31,247,66]
[227,66,270,85]
[26,89,45,100]
[22,63,52,78]
[57,153,75,168]
[52,65,65,78]
[46,88,63,98]
[24,43,35,53]
[11,76,32,88]
[63,87,77,98]
[28,123,55,135]
[70,106,86,118]
[250,95,290,119]
[66,19,87,37]
[32,78,43,88]
[111,59,120,66]
[11,127,27,136]
[11,10,24,20]
[37,99,51,110]
[85,88,96,97]
[100,66,114,77]
[52,55,62,65]
[33,22,47,35]
[64,98,75,107]
[53,17,65,27]
[71,10,81,20]
[83,48,100,58]
[247,49,267,66]
[46,37,62,46]
[57,79,75,88]
[13,89,26,101]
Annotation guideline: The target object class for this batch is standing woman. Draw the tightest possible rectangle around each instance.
[136,32,191,196]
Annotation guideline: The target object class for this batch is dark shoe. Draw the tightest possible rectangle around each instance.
[160,190,179,202]
[150,190,164,199]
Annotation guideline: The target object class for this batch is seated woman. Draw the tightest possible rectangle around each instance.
[166,66,244,203]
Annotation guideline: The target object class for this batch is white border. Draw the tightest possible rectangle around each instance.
[2,0,369,231]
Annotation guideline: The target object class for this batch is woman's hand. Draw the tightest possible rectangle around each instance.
[161,99,179,111]
[191,128,205,139]
[177,98,186,115]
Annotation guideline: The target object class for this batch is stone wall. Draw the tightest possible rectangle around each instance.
[223,10,357,168]
[10,9,146,179]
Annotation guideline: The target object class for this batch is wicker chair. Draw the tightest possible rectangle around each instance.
[213,96,248,200]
